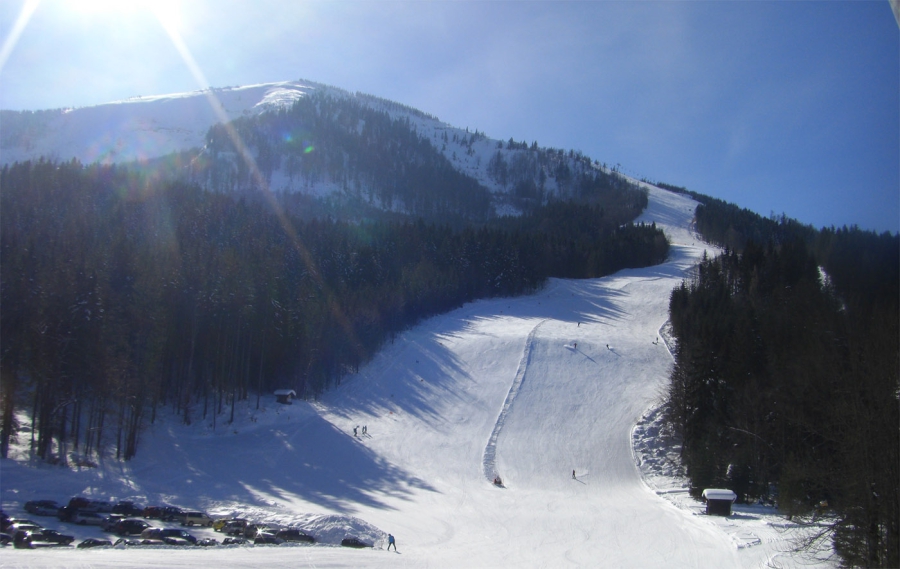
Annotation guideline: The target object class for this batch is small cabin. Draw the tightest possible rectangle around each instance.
[274,389,297,405]
[701,488,737,516]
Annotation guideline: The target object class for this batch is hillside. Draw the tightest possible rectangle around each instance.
[0,183,835,568]
[0,80,630,222]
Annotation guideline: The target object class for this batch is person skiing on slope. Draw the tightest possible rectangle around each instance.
[387,533,396,551]
[572,470,576,479]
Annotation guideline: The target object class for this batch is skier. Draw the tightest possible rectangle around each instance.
[353,426,358,437]
[572,470,576,479]
[574,342,577,350]
[387,533,396,551]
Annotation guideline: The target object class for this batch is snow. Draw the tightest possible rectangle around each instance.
[0,81,316,166]
[0,184,837,568]
[2,80,604,216]
[703,490,738,502]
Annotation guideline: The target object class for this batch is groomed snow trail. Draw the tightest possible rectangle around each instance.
[482,319,547,484]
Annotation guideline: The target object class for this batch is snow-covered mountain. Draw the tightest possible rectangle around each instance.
[0,183,834,568]
[0,81,315,166]
[1,80,614,219]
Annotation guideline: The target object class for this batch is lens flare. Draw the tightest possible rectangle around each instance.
[0,0,40,76]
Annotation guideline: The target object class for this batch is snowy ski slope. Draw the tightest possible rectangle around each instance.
[0,184,835,568]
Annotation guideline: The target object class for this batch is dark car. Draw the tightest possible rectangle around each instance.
[88,500,114,513]
[77,537,112,549]
[253,533,284,545]
[221,520,248,536]
[13,531,33,549]
[101,514,125,531]
[142,527,197,544]
[222,536,249,545]
[142,506,162,519]
[67,497,92,510]
[243,523,277,538]
[24,500,60,516]
[275,528,315,543]
[56,506,77,522]
[25,528,74,546]
[160,506,185,521]
[113,537,165,546]
[341,537,372,548]
[112,501,144,517]
[112,518,150,536]
[0,532,12,546]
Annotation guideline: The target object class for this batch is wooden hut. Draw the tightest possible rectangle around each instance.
[701,488,737,516]
[274,389,297,405]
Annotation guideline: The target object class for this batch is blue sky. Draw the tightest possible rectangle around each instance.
[1,0,897,233]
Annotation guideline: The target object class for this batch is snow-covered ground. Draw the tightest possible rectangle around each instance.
[0,184,837,568]
[0,81,316,166]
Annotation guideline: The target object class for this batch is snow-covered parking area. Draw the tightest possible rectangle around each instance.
[0,184,836,568]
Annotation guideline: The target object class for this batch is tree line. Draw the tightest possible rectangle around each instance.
[664,192,898,567]
[0,158,666,465]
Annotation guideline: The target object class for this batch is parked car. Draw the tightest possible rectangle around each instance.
[222,536,249,545]
[275,528,315,543]
[142,505,184,520]
[243,523,278,539]
[6,520,42,534]
[141,527,197,544]
[160,506,185,521]
[13,531,33,549]
[253,533,284,545]
[221,519,249,536]
[111,501,144,517]
[101,514,125,531]
[114,537,165,547]
[56,506,78,522]
[77,538,112,549]
[67,497,91,510]
[25,528,74,546]
[88,500,114,513]
[180,511,213,527]
[4,518,41,531]
[72,511,105,526]
[0,532,12,546]
[212,518,231,531]
[196,537,219,546]
[341,537,372,548]
[24,500,60,516]
[142,506,163,519]
[112,518,150,536]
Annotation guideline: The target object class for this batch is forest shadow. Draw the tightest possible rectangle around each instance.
[136,409,438,515]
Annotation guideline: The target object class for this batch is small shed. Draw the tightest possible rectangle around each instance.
[701,488,737,516]
[274,389,297,405]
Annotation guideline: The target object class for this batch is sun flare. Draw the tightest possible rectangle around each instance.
[64,0,183,31]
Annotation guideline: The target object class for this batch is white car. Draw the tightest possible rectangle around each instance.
[180,512,213,527]
[73,511,105,526]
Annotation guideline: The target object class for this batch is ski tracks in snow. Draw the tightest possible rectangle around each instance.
[482,318,548,484]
